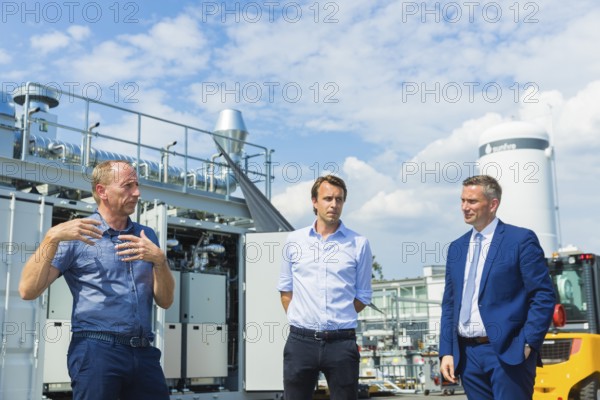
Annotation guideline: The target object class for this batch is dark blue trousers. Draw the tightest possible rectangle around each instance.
[283,332,359,400]
[459,342,537,400]
[67,336,169,400]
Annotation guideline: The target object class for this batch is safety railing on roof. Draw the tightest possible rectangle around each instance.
[13,82,274,199]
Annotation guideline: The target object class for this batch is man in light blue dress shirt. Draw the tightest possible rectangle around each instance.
[278,175,373,400]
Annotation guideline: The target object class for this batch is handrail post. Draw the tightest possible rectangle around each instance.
[20,82,33,160]
[265,149,274,200]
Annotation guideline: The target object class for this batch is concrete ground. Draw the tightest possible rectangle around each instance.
[312,387,468,399]
[376,390,467,399]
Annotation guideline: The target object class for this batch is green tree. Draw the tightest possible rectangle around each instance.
[372,255,384,281]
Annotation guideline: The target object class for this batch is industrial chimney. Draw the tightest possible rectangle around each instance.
[213,109,248,164]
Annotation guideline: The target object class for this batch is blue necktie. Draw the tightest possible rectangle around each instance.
[460,233,483,325]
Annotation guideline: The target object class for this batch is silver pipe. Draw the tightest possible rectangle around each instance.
[161,141,177,184]
[196,244,226,254]
[136,114,142,175]
[49,143,66,162]
[20,82,32,161]
[21,133,240,194]
[139,162,150,179]
[47,141,82,164]
[187,172,197,189]
[15,82,59,161]
[183,127,189,190]
[84,122,99,168]
[83,101,90,167]
[266,149,274,200]
[210,153,222,192]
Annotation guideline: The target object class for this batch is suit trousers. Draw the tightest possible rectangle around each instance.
[67,336,170,400]
[283,332,360,400]
[459,341,537,400]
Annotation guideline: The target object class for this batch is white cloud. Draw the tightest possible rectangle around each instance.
[30,31,70,55]
[356,189,440,220]
[67,25,91,41]
[343,156,394,186]
[65,15,209,85]
[517,81,600,256]
[29,25,91,55]
[554,81,600,147]
[84,86,216,171]
[0,48,11,64]
[271,180,314,226]
[194,0,600,160]
[66,40,138,83]
[122,15,207,66]
[487,9,600,96]
[406,113,505,167]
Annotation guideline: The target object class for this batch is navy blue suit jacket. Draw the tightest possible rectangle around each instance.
[439,220,555,367]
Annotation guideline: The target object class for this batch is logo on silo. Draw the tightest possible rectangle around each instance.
[488,142,517,154]
[479,138,548,157]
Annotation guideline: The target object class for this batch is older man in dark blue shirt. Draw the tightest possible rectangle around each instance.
[19,160,175,400]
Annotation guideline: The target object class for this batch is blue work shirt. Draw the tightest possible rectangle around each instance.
[52,211,158,339]
[277,221,373,330]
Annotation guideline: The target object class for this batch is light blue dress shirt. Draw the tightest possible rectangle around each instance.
[277,221,373,330]
[458,217,498,338]
[52,211,158,339]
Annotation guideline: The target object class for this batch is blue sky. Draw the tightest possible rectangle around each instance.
[2,1,600,279]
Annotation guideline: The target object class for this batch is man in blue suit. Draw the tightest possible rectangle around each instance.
[439,175,555,399]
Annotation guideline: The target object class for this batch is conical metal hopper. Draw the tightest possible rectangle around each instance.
[213,109,248,156]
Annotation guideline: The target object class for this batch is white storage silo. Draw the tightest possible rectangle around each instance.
[478,121,559,256]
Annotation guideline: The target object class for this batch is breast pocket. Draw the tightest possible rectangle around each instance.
[71,256,104,279]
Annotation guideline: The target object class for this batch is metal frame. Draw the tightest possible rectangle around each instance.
[0,82,285,399]
[14,82,274,201]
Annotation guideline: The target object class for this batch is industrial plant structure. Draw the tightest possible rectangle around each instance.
[0,82,289,399]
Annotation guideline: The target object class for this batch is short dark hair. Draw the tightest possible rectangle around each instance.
[463,175,502,202]
[311,175,347,215]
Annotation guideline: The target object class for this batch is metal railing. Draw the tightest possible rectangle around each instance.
[15,82,274,198]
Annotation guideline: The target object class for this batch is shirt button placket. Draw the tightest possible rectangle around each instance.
[318,239,327,325]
